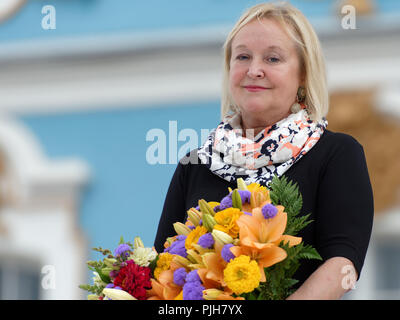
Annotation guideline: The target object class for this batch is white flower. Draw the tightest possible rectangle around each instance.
[130,247,157,267]
[102,288,136,300]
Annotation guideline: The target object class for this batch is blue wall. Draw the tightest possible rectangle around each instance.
[18,101,220,254]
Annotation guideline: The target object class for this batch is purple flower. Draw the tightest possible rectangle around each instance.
[221,244,235,262]
[114,244,131,257]
[220,196,233,210]
[186,270,201,283]
[105,284,122,290]
[213,205,221,213]
[188,225,195,230]
[262,203,278,219]
[195,205,200,211]
[164,236,188,258]
[243,211,252,216]
[173,268,187,286]
[237,190,251,204]
[182,281,205,300]
[197,233,214,249]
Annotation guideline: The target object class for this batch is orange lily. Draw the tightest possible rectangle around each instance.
[197,242,227,289]
[146,269,181,300]
[230,201,302,282]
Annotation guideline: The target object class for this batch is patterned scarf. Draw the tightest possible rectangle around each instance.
[197,108,328,186]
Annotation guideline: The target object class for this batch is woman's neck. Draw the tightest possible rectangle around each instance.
[240,111,291,138]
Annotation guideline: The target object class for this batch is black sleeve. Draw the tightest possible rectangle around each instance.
[315,133,374,280]
[154,161,187,253]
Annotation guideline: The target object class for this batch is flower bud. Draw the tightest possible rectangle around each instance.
[102,288,137,300]
[87,294,100,300]
[231,189,242,210]
[202,214,217,232]
[133,237,144,249]
[212,229,234,245]
[173,222,191,236]
[203,289,224,300]
[172,255,191,268]
[101,267,113,276]
[104,258,117,268]
[186,249,203,265]
[256,192,266,207]
[198,199,215,216]
[237,178,249,191]
[187,209,201,226]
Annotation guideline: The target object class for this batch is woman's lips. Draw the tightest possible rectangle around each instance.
[244,86,269,92]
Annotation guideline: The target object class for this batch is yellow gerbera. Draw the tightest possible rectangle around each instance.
[185,226,208,250]
[153,252,174,280]
[223,255,260,295]
[214,207,242,238]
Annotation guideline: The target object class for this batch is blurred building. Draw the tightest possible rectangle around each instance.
[0,0,399,299]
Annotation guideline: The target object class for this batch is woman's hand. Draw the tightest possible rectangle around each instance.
[286,257,358,300]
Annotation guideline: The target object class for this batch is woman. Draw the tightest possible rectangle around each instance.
[154,2,373,300]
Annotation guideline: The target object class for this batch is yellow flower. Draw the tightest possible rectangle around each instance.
[247,183,268,194]
[154,252,174,280]
[214,207,242,238]
[223,255,260,295]
[185,226,208,250]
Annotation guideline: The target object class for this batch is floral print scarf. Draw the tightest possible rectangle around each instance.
[197,108,328,186]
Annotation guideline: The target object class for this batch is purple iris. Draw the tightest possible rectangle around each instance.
[221,244,235,262]
[197,233,214,249]
[173,268,187,286]
[114,244,131,257]
[262,203,278,219]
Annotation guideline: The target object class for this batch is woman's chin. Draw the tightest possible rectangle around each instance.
[240,104,270,116]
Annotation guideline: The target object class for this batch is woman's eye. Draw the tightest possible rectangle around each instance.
[267,57,280,63]
[236,55,249,61]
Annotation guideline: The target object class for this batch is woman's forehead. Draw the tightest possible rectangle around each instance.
[231,18,295,52]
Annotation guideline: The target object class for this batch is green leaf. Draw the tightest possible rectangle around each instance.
[149,254,160,276]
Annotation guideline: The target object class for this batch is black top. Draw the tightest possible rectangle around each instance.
[154,129,374,288]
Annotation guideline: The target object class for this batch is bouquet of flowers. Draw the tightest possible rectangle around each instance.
[79,176,321,300]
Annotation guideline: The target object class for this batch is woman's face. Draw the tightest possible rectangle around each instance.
[229,18,303,127]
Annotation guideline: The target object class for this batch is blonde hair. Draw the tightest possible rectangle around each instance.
[221,1,329,122]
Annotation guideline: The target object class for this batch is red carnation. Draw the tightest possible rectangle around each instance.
[113,260,152,300]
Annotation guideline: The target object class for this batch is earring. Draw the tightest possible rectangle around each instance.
[291,87,306,114]
[290,102,302,114]
[296,86,306,103]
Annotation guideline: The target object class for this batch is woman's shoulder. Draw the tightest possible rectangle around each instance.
[319,129,364,152]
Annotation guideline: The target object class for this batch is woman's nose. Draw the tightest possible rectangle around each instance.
[247,60,265,79]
